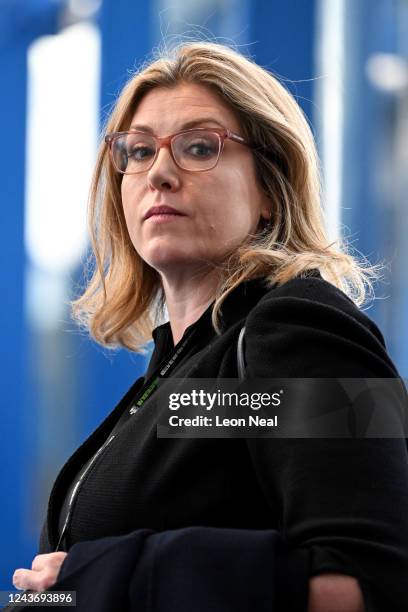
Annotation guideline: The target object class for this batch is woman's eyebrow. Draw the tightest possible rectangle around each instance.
[129,118,225,132]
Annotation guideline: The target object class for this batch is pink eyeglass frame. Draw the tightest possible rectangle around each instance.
[104,127,251,174]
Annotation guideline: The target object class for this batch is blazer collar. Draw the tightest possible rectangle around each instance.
[151,276,271,348]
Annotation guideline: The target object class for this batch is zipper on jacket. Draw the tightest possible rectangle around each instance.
[55,433,116,552]
[52,327,202,551]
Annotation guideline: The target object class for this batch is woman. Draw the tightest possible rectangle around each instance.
[11,42,408,611]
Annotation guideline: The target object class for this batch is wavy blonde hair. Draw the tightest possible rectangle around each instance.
[72,40,379,352]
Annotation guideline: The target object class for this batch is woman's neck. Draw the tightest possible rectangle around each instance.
[160,268,220,345]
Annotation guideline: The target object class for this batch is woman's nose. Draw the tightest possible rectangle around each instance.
[147,146,181,192]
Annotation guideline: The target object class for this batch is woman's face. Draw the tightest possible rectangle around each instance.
[120,82,271,277]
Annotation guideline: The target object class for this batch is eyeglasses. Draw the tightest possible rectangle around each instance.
[105,127,251,174]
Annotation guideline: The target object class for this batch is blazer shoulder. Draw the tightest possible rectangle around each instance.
[256,274,383,342]
[260,273,360,312]
[244,274,398,377]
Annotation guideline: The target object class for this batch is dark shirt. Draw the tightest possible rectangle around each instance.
[38,272,408,612]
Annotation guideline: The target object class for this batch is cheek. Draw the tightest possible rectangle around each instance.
[210,174,257,235]
[121,181,140,239]
[233,173,264,231]
[200,203,254,250]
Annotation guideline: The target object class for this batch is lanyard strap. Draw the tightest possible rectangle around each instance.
[128,325,199,415]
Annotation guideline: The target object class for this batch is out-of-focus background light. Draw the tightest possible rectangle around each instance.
[68,0,102,20]
[25,21,100,330]
[315,0,345,243]
[366,52,408,92]
[25,22,99,275]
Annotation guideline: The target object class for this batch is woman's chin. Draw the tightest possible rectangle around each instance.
[142,249,200,274]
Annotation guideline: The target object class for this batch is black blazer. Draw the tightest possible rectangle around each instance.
[33,271,408,611]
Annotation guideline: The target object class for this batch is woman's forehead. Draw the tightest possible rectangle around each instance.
[129,83,241,133]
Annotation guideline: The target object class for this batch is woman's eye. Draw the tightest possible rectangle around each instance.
[187,141,215,157]
[129,146,155,161]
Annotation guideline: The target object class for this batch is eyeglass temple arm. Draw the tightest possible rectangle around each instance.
[227,130,251,147]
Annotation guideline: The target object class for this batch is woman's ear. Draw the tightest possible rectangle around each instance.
[259,186,272,221]
[260,206,272,223]
[257,206,272,233]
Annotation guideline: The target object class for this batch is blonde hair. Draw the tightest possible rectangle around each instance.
[72,40,380,352]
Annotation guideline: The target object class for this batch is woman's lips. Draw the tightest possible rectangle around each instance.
[146,212,186,224]
[144,205,186,222]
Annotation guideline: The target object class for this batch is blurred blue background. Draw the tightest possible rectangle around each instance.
[1,0,407,593]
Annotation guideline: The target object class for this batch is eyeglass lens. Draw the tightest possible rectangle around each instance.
[111,130,221,173]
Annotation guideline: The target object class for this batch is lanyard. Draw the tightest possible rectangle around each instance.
[127,324,200,415]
